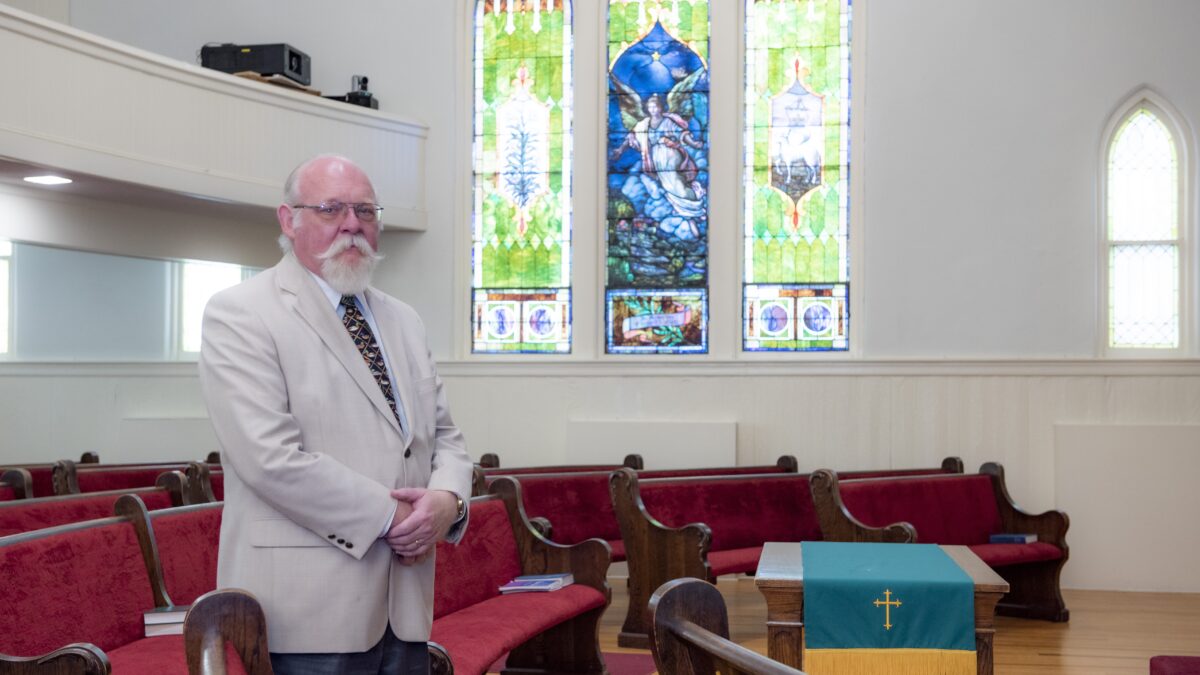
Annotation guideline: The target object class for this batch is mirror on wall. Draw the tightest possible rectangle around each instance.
[0,240,260,362]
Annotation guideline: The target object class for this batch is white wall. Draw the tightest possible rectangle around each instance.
[52,0,1200,359]
[1,0,1198,591]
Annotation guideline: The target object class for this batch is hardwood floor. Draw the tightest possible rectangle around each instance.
[598,575,1200,674]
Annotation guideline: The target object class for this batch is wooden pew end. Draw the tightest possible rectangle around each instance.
[184,588,272,675]
[650,578,803,675]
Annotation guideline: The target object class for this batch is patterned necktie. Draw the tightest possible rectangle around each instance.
[340,296,405,432]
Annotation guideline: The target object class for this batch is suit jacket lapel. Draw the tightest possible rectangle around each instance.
[275,255,404,437]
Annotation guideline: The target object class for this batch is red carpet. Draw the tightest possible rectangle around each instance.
[489,651,656,675]
[1151,656,1200,675]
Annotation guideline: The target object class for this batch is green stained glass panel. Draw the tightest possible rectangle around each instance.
[473,0,573,353]
[743,0,851,352]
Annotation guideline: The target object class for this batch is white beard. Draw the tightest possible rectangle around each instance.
[317,234,382,295]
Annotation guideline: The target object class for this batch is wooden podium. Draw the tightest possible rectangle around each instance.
[754,542,1009,675]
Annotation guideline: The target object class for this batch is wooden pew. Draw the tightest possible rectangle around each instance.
[649,578,804,675]
[429,477,611,675]
[183,589,269,675]
[610,460,960,647]
[472,453,646,494]
[53,460,207,495]
[0,472,188,537]
[185,463,224,504]
[808,464,1070,621]
[0,507,173,672]
[1,468,33,501]
[0,451,102,498]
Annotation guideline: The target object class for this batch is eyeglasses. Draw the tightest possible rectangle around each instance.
[292,201,384,223]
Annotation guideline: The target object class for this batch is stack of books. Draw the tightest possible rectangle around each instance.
[499,573,574,593]
[143,606,189,637]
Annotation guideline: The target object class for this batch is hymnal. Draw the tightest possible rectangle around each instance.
[143,605,189,637]
[989,533,1038,544]
[499,573,574,593]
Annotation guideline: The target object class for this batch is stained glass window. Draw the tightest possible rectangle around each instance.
[742,0,850,351]
[472,0,573,353]
[1107,106,1180,349]
[605,0,710,354]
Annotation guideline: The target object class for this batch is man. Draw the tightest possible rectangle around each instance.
[199,155,472,674]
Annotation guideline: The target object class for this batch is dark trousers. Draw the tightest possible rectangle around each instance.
[270,626,429,675]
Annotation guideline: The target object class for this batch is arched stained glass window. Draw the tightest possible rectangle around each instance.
[605,0,710,354]
[1106,103,1182,350]
[472,0,573,353]
[743,0,851,351]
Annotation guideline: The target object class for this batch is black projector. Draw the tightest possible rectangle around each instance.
[200,43,311,86]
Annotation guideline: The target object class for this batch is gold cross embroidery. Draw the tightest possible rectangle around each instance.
[873,589,902,630]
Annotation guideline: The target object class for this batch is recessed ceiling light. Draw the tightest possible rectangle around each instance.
[23,175,73,185]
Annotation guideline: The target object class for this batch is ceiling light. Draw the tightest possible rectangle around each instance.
[23,175,73,185]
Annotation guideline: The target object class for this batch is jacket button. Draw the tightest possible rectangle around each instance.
[404,448,412,458]
[337,538,345,544]
[346,542,354,549]
[328,534,336,539]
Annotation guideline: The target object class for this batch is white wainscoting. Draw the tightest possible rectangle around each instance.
[565,420,736,469]
[1055,424,1200,593]
[0,5,427,230]
[3,360,1200,594]
[117,417,218,464]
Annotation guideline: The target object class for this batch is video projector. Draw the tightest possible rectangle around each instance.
[200,43,311,86]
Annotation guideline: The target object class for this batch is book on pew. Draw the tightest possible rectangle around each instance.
[989,533,1038,544]
[143,605,189,637]
[499,573,574,593]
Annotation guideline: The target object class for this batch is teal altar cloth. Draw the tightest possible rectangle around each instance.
[802,542,975,652]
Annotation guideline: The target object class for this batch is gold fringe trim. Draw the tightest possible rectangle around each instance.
[805,648,976,675]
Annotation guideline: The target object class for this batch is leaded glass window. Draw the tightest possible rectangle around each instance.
[605,0,710,354]
[1106,104,1181,349]
[742,0,850,351]
[472,0,573,353]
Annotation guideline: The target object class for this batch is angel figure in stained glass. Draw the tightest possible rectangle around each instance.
[610,71,706,238]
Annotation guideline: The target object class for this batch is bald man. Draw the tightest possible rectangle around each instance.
[199,155,472,674]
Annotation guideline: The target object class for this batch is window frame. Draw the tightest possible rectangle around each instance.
[1099,88,1195,357]
[456,0,865,360]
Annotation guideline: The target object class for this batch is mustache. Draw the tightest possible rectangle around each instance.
[317,234,382,263]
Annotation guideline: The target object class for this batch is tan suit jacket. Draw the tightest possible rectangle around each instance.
[198,253,472,653]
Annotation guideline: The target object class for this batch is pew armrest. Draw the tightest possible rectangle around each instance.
[183,589,272,675]
[489,477,613,594]
[0,643,110,675]
[809,469,916,543]
[980,462,1069,550]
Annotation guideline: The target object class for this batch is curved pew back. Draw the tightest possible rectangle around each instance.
[55,460,204,495]
[836,473,1003,544]
[432,495,523,619]
[650,578,804,675]
[0,476,186,537]
[138,501,225,607]
[0,515,155,657]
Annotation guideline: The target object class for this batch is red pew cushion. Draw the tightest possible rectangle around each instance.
[0,521,153,655]
[153,507,223,605]
[640,476,820,550]
[107,635,247,675]
[0,490,173,538]
[969,542,1063,567]
[434,499,522,619]
[839,475,1003,545]
[430,586,606,675]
